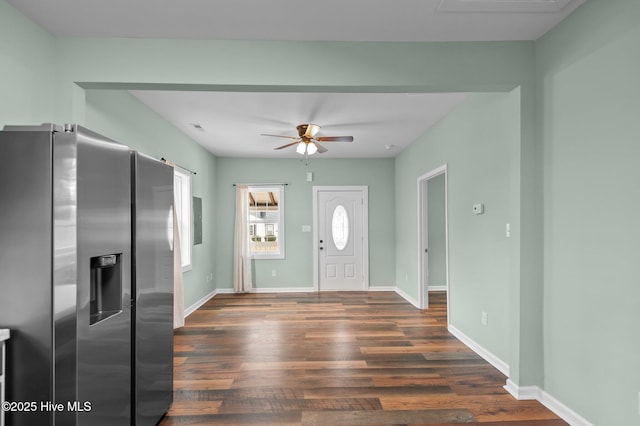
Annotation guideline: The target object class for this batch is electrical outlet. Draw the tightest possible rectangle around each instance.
[481,311,488,326]
[272,269,277,277]
[506,223,511,238]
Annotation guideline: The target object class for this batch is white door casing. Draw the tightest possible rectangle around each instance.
[313,186,368,291]
[417,165,450,318]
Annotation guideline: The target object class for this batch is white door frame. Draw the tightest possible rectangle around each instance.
[312,186,369,291]
[417,165,450,317]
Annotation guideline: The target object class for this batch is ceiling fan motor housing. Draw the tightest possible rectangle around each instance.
[297,123,321,139]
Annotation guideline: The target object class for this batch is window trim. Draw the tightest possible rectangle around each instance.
[248,185,285,260]
[174,165,193,272]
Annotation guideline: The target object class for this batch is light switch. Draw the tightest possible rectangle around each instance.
[302,225,311,232]
[306,172,313,182]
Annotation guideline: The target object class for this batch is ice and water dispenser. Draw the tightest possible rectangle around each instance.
[89,254,123,325]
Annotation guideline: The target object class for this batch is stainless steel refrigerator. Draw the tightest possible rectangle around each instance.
[0,124,174,426]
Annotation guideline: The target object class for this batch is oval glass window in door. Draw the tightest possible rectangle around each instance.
[331,205,349,250]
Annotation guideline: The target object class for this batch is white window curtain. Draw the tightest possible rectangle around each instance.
[163,159,185,328]
[172,200,185,328]
[233,184,253,293]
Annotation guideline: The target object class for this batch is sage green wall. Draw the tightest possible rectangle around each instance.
[536,0,640,423]
[395,92,520,364]
[48,40,538,375]
[0,1,55,126]
[84,90,218,308]
[5,0,543,401]
[215,158,395,290]
[9,0,638,421]
[427,173,446,288]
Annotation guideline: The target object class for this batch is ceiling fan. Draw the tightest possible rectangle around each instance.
[261,124,354,156]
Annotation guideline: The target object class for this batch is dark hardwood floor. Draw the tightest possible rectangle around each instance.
[160,291,565,425]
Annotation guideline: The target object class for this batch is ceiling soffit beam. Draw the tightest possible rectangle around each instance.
[437,0,575,13]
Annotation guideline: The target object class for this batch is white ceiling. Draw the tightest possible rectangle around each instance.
[130,91,469,158]
[8,0,585,42]
[9,0,585,158]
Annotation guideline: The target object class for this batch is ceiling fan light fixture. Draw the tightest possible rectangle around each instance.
[296,141,318,156]
[296,141,307,154]
[265,123,353,155]
[306,142,318,155]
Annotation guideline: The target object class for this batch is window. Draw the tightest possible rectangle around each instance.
[332,205,349,251]
[248,185,285,259]
[174,166,192,271]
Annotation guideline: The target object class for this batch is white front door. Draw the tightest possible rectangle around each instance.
[313,186,368,291]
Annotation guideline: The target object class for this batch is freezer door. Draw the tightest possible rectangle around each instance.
[74,125,132,426]
[132,152,174,426]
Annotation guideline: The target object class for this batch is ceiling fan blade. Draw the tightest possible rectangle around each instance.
[314,142,328,153]
[261,133,299,140]
[274,141,300,150]
[315,136,354,142]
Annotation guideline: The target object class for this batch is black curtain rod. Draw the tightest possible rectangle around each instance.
[232,183,288,186]
[160,158,196,175]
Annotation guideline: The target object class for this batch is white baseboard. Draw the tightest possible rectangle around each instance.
[199,285,427,311]
[250,286,315,293]
[504,379,593,426]
[394,286,421,308]
[184,289,218,318]
[504,379,540,400]
[387,287,509,378]
[367,286,397,292]
[390,285,448,308]
[186,284,379,318]
[447,324,510,377]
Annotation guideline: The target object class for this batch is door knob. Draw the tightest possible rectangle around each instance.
[320,247,324,250]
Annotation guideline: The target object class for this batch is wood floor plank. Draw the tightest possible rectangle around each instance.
[231,374,374,389]
[159,291,566,425]
[166,400,223,416]
[381,393,561,421]
[161,412,302,425]
[304,384,454,399]
[219,397,383,414]
[301,408,475,425]
[173,379,234,390]
[240,360,369,370]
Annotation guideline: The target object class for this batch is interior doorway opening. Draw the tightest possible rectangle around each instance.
[418,165,449,320]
